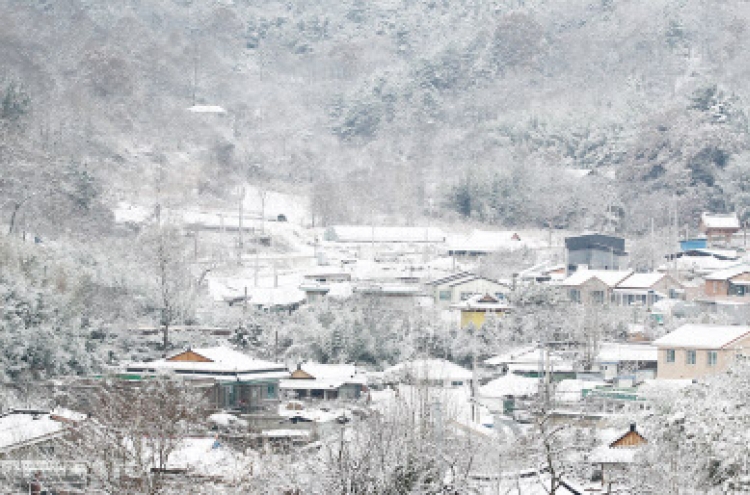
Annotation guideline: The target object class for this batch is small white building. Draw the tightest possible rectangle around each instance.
[279,362,367,400]
[426,272,510,307]
[383,359,473,388]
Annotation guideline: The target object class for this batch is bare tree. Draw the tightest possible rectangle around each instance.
[63,376,210,495]
[140,224,194,351]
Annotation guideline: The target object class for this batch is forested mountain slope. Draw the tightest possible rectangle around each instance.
[3,0,750,235]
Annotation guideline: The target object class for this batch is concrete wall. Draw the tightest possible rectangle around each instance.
[656,337,750,379]
[705,272,750,298]
[567,278,611,304]
[568,248,626,271]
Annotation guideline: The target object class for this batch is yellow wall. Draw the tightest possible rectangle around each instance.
[460,310,505,328]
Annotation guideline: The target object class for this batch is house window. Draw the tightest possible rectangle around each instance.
[569,289,581,303]
[439,290,451,301]
[494,293,506,301]
[451,381,464,387]
[730,283,748,296]
[707,351,718,367]
[591,290,605,304]
[460,292,474,301]
[686,350,696,365]
[267,385,277,399]
[666,349,675,363]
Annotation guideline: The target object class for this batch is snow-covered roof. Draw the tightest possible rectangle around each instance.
[700,212,740,230]
[555,379,607,402]
[704,264,750,281]
[354,284,422,295]
[0,409,84,455]
[446,230,544,253]
[126,346,288,377]
[303,267,352,279]
[325,225,446,243]
[597,342,658,363]
[384,359,473,383]
[616,272,672,289]
[113,201,152,224]
[653,324,750,349]
[563,168,594,179]
[207,278,305,307]
[298,363,361,380]
[188,105,227,114]
[451,293,510,311]
[588,444,638,464]
[661,255,739,275]
[484,346,576,373]
[427,271,476,286]
[479,373,539,398]
[279,379,349,390]
[561,269,633,288]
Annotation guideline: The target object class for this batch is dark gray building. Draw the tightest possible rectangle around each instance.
[565,234,627,273]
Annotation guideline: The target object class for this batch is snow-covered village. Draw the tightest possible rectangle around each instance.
[4,1,750,494]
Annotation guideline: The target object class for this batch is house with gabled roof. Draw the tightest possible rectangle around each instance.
[699,212,740,247]
[653,324,750,379]
[452,293,511,328]
[426,271,510,307]
[561,269,633,305]
[279,363,367,400]
[589,423,648,491]
[613,272,684,306]
[703,264,750,299]
[124,347,289,412]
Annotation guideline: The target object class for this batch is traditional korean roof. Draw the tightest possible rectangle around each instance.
[452,293,510,311]
[589,424,647,464]
[126,346,288,378]
[653,324,750,349]
[700,212,740,230]
[285,362,367,386]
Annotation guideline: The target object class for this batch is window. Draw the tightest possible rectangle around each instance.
[707,351,718,367]
[494,293,506,301]
[686,350,696,365]
[666,349,675,363]
[569,289,581,303]
[730,283,748,297]
[439,290,451,301]
[451,381,464,387]
[460,292,474,301]
[267,385,277,399]
[591,290,605,304]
